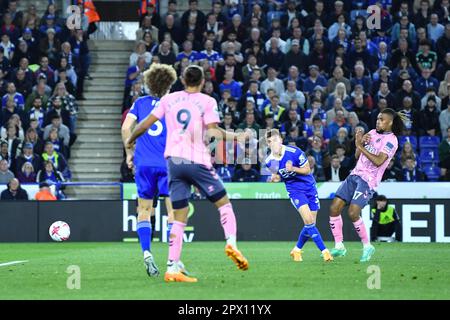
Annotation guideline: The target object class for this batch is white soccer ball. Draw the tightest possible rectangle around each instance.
[49,221,70,242]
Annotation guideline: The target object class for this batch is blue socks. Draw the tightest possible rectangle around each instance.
[296,227,310,249]
[137,220,152,253]
[305,223,326,251]
[167,222,173,240]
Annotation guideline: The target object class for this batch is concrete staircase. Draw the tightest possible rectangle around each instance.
[65,40,134,199]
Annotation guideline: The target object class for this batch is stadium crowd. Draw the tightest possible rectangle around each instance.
[120,0,450,184]
[0,0,95,195]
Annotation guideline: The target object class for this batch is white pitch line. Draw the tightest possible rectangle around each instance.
[0,260,29,267]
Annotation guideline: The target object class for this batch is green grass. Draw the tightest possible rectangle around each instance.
[1,242,449,300]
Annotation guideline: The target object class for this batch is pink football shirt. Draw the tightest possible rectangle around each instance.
[151,90,220,168]
[351,129,398,190]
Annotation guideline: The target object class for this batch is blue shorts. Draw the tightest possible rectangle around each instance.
[135,165,169,200]
[289,189,320,212]
[335,174,374,209]
[167,157,226,209]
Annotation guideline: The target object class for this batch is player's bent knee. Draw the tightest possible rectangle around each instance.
[210,190,228,207]
[330,200,344,216]
[172,198,189,210]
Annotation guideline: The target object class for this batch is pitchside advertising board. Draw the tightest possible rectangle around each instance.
[1,199,448,242]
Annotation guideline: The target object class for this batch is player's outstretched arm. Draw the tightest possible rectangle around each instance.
[126,113,159,148]
[206,123,251,141]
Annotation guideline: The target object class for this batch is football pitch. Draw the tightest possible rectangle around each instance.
[1,242,449,300]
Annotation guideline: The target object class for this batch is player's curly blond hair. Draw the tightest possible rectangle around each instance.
[144,63,177,98]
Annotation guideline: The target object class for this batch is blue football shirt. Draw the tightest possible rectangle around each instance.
[265,145,317,194]
[127,95,167,168]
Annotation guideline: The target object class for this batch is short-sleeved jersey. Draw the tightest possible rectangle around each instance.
[265,145,317,194]
[127,95,167,168]
[151,91,220,168]
[351,129,398,190]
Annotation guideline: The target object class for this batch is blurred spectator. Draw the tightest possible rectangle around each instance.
[2,82,25,110]
[382,158,402,182]
[370,195,402,242]
[307,135,330,172]
[440,101,450,139]
[260,67,285,96]
[28,96,45,130]
[395,79,422,111]
[34,182,57,201]
[304,97,326,125]
[15,142,42,177]
[427,14,445,42]
[325,154,349,182]
[219,69,242,99]
[305,114,329,143]
[232,159,260,182]
[329,127,351,155]
[415,68,440,96]
[0,159,14,183]
[23,127,44,154]
[398,141,419,168]
[40,143,69,181]
[303,65,328,97]
[130,40,152,67]
[263,95,287,123]
[13,69,32,99]
[284,126,307,150]
[419,95,441,136]
[438,127,450,181]
[45,127,67,159]
[328,110,351,138]
[416,39,437,73]
[307,154,325,182]
[39,28,61,67]
[402,157,427,181]
[25,82,50,113]
[280,80,305,109]
[0,33,15,61]
[43,113,70,149]
[1,114,24,140]
[0,178,28,200]
[326,82,351,111]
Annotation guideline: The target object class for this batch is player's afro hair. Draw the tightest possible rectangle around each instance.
[144,63,177,98]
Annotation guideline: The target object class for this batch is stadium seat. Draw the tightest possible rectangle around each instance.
[259,175,271,182]
[399,136,418,150]
[423,165,441,181]
[419,148,439,164]
[419,136,440,149]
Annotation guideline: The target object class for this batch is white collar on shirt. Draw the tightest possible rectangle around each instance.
[270,145,286,161]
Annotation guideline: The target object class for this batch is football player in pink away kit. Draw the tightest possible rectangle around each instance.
[329,108,406,262]
[127,65,249,282]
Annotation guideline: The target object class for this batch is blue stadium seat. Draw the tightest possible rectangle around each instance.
[399,136,418,150]
[423,165,441,181]
[419,136,440,149]
[419,148,439,164]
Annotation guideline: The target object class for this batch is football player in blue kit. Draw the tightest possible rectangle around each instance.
[265,129,333,262]
[122,64,184,277]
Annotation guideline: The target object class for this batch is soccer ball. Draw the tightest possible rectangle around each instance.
[49,221,70,242]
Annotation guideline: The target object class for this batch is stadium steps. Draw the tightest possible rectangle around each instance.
[63,185,121,200]
[68,40,134,199]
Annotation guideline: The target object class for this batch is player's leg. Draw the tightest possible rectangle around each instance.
[213,194,249,271]
[192,164,248,270]
[158,170,174,240]
[348,176,375,262]
[164,158,197,282]
[134,166,160,277]
[329,176,356,256]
